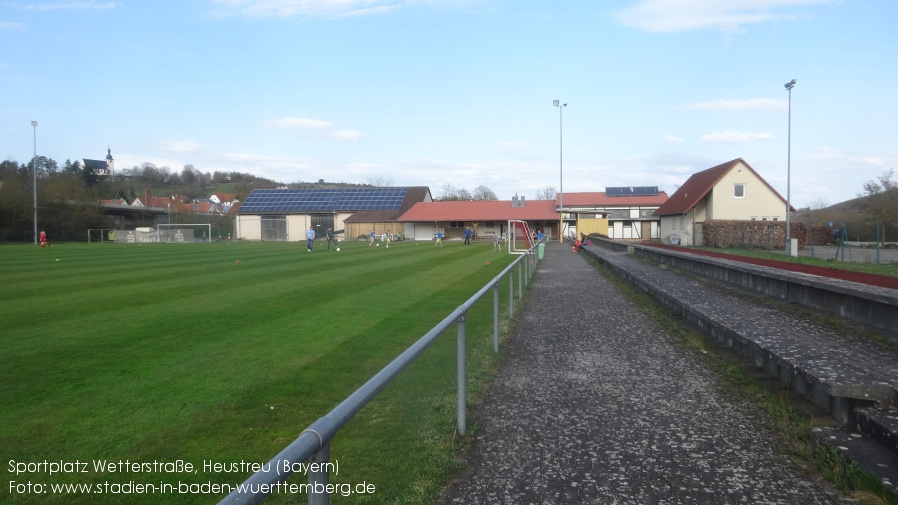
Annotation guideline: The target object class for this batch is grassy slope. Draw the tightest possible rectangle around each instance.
[1,241,516,504]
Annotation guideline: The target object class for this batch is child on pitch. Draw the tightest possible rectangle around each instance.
[492,232,501,252]
[39,230,47,248]
[435,231,443,247]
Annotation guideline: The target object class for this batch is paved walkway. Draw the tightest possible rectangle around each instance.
[439,242,846,505]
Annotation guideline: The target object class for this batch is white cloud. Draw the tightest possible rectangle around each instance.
[159,140,201,153]
[663,134,684,143]
[500,140,525,148]
[702,131,773,143]
[267,117,332,129]
[615,0,827,33]
[0,20,27,30]
[681,98,786,112]
[5,1,118,11]
[329,129,363,141]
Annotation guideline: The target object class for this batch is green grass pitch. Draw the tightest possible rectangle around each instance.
[1,240,517,504]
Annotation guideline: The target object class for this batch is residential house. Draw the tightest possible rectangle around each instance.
[654,158,791,246]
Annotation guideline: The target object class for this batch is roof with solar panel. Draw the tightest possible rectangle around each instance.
[238,187,414,214]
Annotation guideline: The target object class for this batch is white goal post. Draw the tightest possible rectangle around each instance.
[156,223,213,243]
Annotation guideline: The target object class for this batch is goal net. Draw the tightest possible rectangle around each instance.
[156,224,213,243]
[113,224,212,243]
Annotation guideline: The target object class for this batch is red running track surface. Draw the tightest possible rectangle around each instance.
[646,244,898,291]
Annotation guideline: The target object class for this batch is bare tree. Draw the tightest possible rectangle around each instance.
[472,185,498,201]
[805,197,832,225]
[366,175,393,187]
[437,184,459,201]
[535,185,557,201]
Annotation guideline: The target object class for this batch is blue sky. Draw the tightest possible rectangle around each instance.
[2,0,896,207]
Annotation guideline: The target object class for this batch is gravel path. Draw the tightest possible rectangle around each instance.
[438,242,846,505]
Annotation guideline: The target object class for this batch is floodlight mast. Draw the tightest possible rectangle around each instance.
[553,100,567,242]
[31,120,38,245]
[784,79,796,256]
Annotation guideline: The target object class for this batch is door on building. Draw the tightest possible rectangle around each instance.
[261,216,287,241]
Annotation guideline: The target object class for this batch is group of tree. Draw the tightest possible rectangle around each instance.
[0,155,282,242]
[0,157,114,242]
[436,184,499,201]
[799,168,898,242]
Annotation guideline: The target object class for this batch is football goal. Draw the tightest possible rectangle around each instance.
[157,223,213,243]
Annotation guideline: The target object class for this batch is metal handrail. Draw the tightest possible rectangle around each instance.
[218,244,541,505]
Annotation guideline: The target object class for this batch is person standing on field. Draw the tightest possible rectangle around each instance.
[435,231,443,247]
[492,231,501,252]
[369,229,376,247]
[326,228,335,250]
[306,226,316,252]
[463,226,472,245]
[39,230,47,248]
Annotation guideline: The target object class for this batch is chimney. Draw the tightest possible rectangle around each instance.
[520,196,526,206]
[511,195,519,207]
[145,190,152,204]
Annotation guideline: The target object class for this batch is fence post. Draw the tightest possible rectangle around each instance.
[508,269,514,318]
[493,282,500,354]
[456,312,467,435]
[517,262,523,300]
[524,251,530,286]
[307,441,331,505]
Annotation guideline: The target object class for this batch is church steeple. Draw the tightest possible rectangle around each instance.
[105,147,114,175]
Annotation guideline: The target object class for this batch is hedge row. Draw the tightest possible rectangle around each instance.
[700,220,838,250]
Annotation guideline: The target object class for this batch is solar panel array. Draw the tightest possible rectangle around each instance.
[238,187,409,214]
[605,186,659,197]
[338,187,408,210]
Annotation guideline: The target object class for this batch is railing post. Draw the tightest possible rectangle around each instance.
[493,282,499,354]
[524,251,530,286]
[307,441,331,505]
[456,312,467,435]
[508,269,514,318]
[517,262,523,300]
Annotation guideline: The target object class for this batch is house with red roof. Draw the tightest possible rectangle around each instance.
[653,158,792,246]
[396,196,567,241]
[558,188,668,241]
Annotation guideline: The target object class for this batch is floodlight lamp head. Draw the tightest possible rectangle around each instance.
[31,120,37,127]
[784,79,796,90]
[553,100,559,106]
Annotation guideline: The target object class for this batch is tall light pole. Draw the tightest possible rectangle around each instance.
[553,100,566,242]
[784,79,796,256]
[31,120,38,245]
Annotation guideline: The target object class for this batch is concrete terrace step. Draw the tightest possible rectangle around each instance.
[583,245,898,421]
[856,408,898,456]
[814,425,898,495]
[581,243,898,494]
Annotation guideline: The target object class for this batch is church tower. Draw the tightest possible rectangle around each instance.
[105,147,115,175]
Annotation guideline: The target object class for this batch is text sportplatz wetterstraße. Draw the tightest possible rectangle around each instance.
[7,458,376,498]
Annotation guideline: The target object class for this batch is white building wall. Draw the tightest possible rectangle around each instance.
[236,215,262,241]
[710,161,785,220]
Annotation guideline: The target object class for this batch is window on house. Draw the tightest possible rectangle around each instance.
[734,184,745,198]
[750,216,757,221]
[772,216,780,221]
[761,217,768,221]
